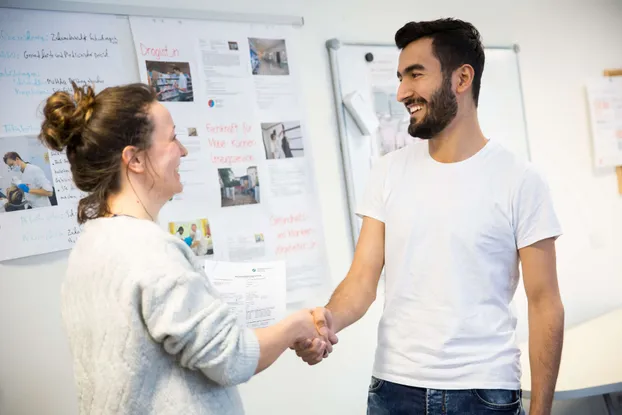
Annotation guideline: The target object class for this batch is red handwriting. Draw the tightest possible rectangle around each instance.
[271,213,316,254]
[211,154,254,164]
[206,123,238,134]
[275,241,317,255]
[206,122,253,134]
[140,43,179,60]
[207,137,257,148]
[208,138,226,148]
[277,227,313,239]
[271,213,307,226]
[232,139,256,148]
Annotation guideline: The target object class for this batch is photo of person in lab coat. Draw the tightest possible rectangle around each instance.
[2,151,55,212]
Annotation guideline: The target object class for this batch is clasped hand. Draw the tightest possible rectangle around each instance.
[290,307,338,365]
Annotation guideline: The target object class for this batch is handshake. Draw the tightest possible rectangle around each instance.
[288,307,339,365]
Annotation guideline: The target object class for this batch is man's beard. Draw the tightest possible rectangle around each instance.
[407,75,458,140]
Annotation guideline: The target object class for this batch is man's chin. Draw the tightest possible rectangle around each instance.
[408,124,433,140]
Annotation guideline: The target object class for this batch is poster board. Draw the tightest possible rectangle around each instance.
[0,6,328,303]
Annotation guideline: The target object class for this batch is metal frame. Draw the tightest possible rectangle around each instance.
[326,39,530,251]
[0,0,304,26]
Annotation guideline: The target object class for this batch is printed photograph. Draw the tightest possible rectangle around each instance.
[218,166,260,207]
[145,61,194,102]
[188,127,198,137]
[168,218,214,257]
[228,41,239,51]
[248,38,289,76]
[0,136,57,214]
[261,121,304,159]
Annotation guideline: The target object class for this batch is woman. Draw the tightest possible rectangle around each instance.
[39,82,332,414]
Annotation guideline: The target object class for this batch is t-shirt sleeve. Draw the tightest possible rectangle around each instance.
[512,165,563,249]
[355,155,390,223]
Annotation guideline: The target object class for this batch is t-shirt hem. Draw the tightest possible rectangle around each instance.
[517,229,563,250]
[355,209,385,223]
[371,371,522,391]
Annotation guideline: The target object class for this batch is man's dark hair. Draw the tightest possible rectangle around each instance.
[395,18,485,106]
[3,151,21,164]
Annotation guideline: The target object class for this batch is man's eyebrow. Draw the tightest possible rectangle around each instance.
[397,63,426,78]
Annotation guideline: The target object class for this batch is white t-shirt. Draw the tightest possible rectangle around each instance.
[177,73,187,90]
[356,139,562,390]
[21,163,53,208]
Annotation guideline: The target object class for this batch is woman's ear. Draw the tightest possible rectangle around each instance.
[121,146,145,173]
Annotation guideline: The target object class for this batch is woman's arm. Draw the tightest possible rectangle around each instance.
[254,310,325,374]
[140,243,323,386]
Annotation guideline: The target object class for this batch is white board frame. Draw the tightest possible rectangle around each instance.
[1,0,304,26]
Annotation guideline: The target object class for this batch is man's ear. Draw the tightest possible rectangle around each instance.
[121,146,145,174]
[455,64,475,95]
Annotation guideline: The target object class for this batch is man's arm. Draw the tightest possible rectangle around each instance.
[520,237,564,415]
[293,216,385,365]
[325,216,385,333]
[29,188,53,197]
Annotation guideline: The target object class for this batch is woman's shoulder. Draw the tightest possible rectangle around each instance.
[75,216,194,263]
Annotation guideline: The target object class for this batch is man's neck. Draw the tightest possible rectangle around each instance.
[428,111,488,163]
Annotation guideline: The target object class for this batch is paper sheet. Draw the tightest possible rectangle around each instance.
[203,260,286,328]
[586,77,622,168]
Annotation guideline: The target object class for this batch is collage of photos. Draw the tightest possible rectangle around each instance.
[218,166,260,207]
[249,38,289,76]
[168,218,214,257]
[145,61,194,102]
[0,136,57,213]
[261,121,304,160]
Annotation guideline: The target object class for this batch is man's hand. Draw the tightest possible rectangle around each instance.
[292,307,338,365]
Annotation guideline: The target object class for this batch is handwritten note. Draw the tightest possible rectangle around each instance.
[48,150,85,203]
[0,8,138,137]
[271,212,318,256]
[206,122,261,166]
[0,9,137,261]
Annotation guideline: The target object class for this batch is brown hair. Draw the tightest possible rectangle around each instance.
[3,152,22,164]
[7,186,24,205]
[38,82,157,223]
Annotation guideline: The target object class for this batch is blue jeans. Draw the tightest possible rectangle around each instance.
[368,377,525,415]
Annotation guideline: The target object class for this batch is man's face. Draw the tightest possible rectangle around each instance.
[191,224,197,232]
[396,38,458,139]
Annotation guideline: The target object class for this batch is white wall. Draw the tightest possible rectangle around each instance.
[1,0,621,414]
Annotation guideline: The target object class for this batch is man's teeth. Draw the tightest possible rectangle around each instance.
[409,105,423,114]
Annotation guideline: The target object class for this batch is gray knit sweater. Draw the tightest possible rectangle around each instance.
[61,216,260,414]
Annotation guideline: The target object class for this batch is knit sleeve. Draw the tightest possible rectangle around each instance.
[139,242,260,387]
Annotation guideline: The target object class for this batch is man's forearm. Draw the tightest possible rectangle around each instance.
[528,299,564,415]
[29,188,52,197]
[325,274,377,333]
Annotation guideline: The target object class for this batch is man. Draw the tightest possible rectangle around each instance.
[294,18,564,415]
[281,133,293,158]
[172,66,188,93]
[3,152,53,209]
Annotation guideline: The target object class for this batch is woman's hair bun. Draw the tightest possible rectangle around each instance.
[39,81,96,152]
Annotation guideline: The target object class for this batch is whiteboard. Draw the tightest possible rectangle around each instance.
[326,40,531,248]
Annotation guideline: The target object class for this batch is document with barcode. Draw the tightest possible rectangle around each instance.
[203,260,286,328]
